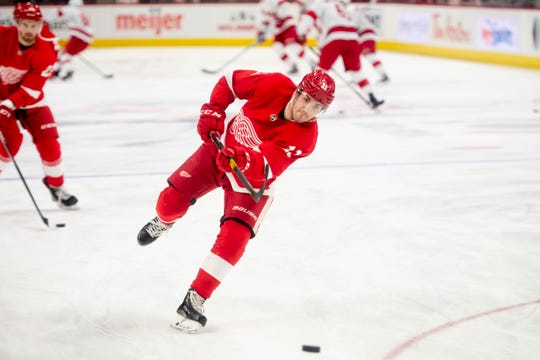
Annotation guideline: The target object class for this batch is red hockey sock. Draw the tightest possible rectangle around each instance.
[36,138,63,187]
[191,220,251,299]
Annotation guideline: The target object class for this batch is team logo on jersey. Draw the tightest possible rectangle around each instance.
[0,66,27,85]
[230,109,262,149]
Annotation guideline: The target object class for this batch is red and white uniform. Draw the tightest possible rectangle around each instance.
[0,25,65,186]
[297,0,377,94]
[55,1,93,78]
[58,2,93,50]
[156,70,318,299]
[347,5,388,80]
[258,0,305,74]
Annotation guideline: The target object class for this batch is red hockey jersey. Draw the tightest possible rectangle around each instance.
[0,26,56,109]
[208,70,318,188]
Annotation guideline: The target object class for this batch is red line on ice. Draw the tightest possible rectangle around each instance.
[383,299,540,359]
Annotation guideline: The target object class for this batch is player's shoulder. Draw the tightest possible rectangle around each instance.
[253,71,296,89]
[31,38,57,65]
[0,25,16,36]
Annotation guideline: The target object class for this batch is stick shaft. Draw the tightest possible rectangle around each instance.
[202,41,261,74]
[0,131,49,226]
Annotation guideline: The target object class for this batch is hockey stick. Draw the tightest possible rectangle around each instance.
[201,40,262,75]
[306,47,372,107]
[77,54,114,79]
[0,131,65,228]
[211,133,269,202]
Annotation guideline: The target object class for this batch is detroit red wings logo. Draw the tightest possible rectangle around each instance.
[0,66,27,85]
[230,109,262,149]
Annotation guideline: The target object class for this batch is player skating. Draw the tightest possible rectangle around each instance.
[297,0,384,108]
[0,2,78,209]
[257,0,306,75]
[53,0,93,80]
[137,69,335,333]
[347,3,389,83]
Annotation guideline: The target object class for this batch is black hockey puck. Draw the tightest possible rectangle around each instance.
[55,223,66,228]
[302,345,320,353]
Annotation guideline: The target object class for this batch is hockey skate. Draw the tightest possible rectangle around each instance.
[368,93,384,109]
[43,178,79,209]
[137,216,172,246]
[378,74,390,83]
[171,289,207,334]
[58,69,74,81]
[288,64,299,75]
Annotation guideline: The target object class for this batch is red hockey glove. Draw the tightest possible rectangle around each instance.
[197,104,225,143]
[0,103,14,127]
[216,146,250,173]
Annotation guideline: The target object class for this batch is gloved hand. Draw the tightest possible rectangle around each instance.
[197,104,225,143]
[216,146,250,173]
[0,103,14,127]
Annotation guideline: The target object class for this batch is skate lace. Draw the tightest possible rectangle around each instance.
[188,290,205,314]
[146,219,170,237]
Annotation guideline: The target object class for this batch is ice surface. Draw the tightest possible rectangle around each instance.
[1,46,539,360]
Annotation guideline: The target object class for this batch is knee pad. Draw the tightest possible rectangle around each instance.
[35,138,61,163]
[156,185,195,223]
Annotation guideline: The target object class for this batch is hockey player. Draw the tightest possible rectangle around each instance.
[296,0,384,108]
[54,0,93,80]
[347,4,389,83]
[137,69,335,333]
[257,0,306,75]
[0,2,78,209]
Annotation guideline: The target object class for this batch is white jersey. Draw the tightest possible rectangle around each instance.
[259,0,303,36]
[347,5,377,43]
[297,0,359,47]
[58,5,93,42]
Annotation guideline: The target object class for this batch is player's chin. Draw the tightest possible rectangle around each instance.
[293,112,311,123]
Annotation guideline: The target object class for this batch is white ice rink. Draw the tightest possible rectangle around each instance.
[1,46,540,360]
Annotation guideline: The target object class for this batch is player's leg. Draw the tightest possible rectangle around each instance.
[20,107,79,208]
[0,116,23,174]
[137,142,220,246]
[173,190,274,332]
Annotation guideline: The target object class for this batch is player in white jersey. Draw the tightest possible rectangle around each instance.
[297,0,384,108]
[257,0,306,75]
[54,0,93,80]
[347,4,389,83]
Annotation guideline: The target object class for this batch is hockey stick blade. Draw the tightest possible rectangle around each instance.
[77,55,114,80]
[201,68,219,75]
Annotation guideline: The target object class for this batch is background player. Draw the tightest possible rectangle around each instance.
[257,0,306,75]
[0,2,78,209]
[53,0,93,80]
[297,0,384,108]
